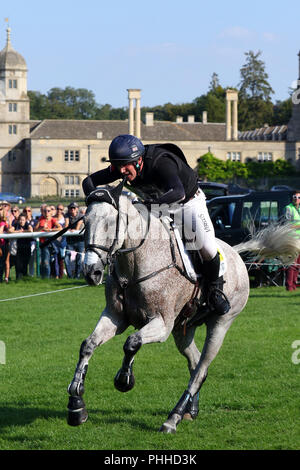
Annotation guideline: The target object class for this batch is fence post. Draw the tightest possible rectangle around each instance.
[36,238,40,277]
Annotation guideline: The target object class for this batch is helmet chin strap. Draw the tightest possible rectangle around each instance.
[134,159,143,176]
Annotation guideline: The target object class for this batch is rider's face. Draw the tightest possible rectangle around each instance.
[118,157,142,182]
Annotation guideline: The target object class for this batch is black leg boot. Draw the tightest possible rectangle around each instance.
[201,253,231,315]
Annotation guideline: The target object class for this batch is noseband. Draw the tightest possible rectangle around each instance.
[85,185,149,267]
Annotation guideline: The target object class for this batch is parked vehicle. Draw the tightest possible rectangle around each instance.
[270,185,294,191]
[198,181,228,200]
[0,192,26,204]
[206,190,293,287]
[198,181,253,200]
[206,190,293,246]
[227,183,253,195]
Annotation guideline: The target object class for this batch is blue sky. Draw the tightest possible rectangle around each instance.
[2,0,300,108]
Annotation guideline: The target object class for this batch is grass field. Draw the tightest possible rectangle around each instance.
[0,278,299,450]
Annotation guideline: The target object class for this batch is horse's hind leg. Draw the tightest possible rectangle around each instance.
[172,326,202,421]
[67,309,127,426]
[160,316,233,433]
[114,315,173,393]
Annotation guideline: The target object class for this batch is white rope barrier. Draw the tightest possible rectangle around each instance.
[0,284,89,303]
[0,230,82,239]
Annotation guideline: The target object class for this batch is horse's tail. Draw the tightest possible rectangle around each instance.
[233,222,300,265]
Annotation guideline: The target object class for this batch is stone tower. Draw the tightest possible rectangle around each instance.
[0,26,30,192]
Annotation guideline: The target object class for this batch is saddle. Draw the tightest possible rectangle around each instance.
[163,216,228,331]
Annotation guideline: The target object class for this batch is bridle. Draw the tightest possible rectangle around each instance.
[85,197,149,269]
[85,188,196,291]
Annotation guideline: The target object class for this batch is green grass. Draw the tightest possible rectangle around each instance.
[0,278,299,450]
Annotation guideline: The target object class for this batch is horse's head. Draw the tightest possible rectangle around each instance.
[83,182,151,285]
[82,196,121,285]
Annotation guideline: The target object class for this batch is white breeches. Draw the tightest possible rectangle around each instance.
[171,191,218,261]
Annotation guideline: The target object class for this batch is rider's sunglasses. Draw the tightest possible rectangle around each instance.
[293,195,300,200]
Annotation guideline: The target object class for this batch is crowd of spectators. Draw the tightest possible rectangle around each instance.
[0,200,85,283]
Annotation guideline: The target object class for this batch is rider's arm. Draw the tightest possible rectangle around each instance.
[82,166,120,196]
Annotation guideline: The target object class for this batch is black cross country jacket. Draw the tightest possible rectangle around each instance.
[82,144,198,205]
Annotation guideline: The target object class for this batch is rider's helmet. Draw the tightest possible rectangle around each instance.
[108,134,145,165]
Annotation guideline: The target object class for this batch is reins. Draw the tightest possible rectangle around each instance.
[110,208,198,291]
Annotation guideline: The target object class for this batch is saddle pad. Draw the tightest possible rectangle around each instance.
[217,246,227,277]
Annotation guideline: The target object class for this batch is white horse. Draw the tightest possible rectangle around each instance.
[67,184,299,433]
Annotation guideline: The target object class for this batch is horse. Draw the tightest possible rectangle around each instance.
[66,183,298,433]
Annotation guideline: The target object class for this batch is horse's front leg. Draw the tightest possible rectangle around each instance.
[114,315,173,393]
[67,309,127,426]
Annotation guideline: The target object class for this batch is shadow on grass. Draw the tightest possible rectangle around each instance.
[0,403,66,428]
[0,403,167,433]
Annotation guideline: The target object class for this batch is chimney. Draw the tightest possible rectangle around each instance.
[202,111,207,124]
[176,116,183,123]
[226,89,239,141]
[188,115,195,123]
[145,112,154,126]
[127,89,141,138]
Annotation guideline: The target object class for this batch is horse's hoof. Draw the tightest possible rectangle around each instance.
[159,423,176,434]
[114,369,135,393]
[67,395,88,426]
[67,407,88,426]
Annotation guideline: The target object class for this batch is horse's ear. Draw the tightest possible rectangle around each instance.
[85,177,127,207]
[111,177,127,207]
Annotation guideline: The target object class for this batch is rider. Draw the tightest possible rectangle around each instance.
[82,134,230,315]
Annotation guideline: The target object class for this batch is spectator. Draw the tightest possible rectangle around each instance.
[34,205,62,278]
[9,207,20,272]
[50,205,56,218]
[284,190,300,291]
[35,203,47,223]
[64,202,85,279]
[22,206,36,276]
[0,208,9,283]
[13,214,33,280]
[2,201,14,283]
[51,204,67,279]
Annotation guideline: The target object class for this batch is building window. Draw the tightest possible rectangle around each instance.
[8,103,17,112]
[258,152,273,162]
[65,175,80,185]
[65,189,80,197]
[8,79,17,89]
[8,124,17,134]
[64,150,80,161]
[227,152,241,161]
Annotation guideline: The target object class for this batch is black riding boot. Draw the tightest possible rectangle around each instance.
[201,253,231,315]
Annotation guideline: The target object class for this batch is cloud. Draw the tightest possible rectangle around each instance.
[219,26,253,39]
[262,32,277,42]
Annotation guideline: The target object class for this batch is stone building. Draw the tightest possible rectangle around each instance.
[0,27,300,198]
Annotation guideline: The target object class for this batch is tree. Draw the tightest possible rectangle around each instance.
[272,98,292,125]
[238,51,274,130]
[46,87,99,119]
[209,72,220,92]
[28,91,52,120]
[239,50,274,100]
[197,152,226,181]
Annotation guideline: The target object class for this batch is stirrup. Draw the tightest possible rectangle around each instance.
[207,282,231,316]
